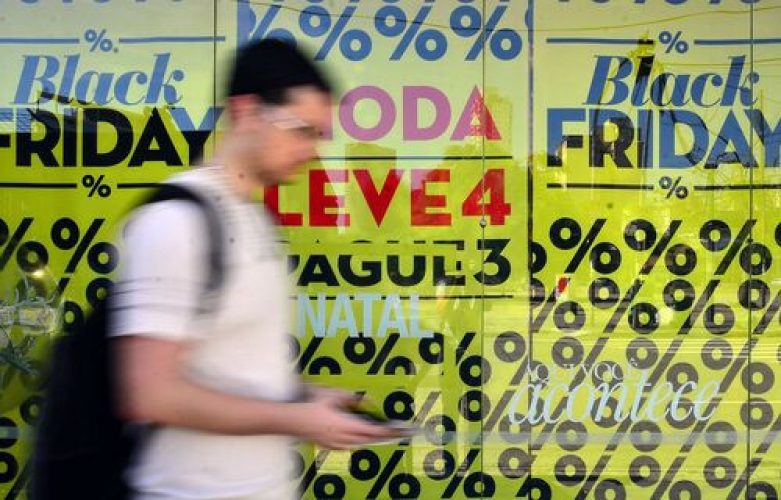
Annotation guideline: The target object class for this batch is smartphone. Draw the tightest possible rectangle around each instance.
[346,398,419,438]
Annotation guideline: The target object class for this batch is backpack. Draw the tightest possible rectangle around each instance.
[31,183,224,500]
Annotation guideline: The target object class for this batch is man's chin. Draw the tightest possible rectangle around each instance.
[276,170,305,185]
[253,165,303,186]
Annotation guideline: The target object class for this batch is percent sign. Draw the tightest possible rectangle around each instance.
[299,2,372,61]
[456,332,525,438]
[349,391,485,498]
[350,449,421,499]
[450,2,522,61]
[84,28,115,52]
[295,336,342,375]
[374,2,447,61]
[245,2,295,43]
[659,176,688,199]
[700,219,768,276]
[379,390,454,450]
[437,448,495,498]
[82,174,111,198]
[658,30,688,54]
[531,218,617,333]
[744,279,781,336]
[669,219,757,335]
[0,218,48,274]
[598,218,684,334]
[461,330,532,443]
[532,218,683,334]
[349,394,425,497]
[442,329,514,439]
[300,452,346,500]
[50,218,118,277]
[755,222,781,332]
[50,217,118,335]
[343,335,415,375]
[699,219,776,334]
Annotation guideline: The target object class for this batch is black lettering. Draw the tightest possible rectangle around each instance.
[337,255,381,286]
[591,111,634,168]
[298,254,338,286]
[83,108,133,166]
[475,239,511,285]
[62,108,77,167]
[433,255,465,286]
[181,130,211,164]
[387,255,426,286]
[129,108,182,166]
[17,109,59,166]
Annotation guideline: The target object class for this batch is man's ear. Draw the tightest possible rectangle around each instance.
[227,95,262,125]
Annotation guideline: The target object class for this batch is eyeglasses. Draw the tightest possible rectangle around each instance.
[262,106,321,140]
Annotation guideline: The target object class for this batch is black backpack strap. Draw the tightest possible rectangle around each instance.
[31,183,227,500]
[141,183,225,293]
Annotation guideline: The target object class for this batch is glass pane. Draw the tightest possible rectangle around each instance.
[749,1,781,497]
[480,0,531,497]
[224,1,490,497]
[1,0,775,497]
[0,1,217,496]
[530,2,751,497]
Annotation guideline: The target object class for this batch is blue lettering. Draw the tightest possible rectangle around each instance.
[586,55,758,108]
[14,55,58,104]
[585,56,632,105]
[75,70,113,105]
[170,107,222,133]
[238,1,265,43]
[722,56,759,107]
[748,110,781,167]
[236,1,294,46]
[649,73,691,107]
[690,73,723,107]
[14,53,184,105]
[114,71,148,106]
[147,53,184,104]
[557,0,761,4]
[660,110,708,168]
[547,108,585,166]
[705,110,755,168]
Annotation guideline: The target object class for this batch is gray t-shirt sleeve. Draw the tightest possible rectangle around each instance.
[109,200,209,340]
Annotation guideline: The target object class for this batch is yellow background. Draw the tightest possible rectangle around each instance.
[0,0,779,498]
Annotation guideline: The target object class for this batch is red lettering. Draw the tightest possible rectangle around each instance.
[451,86,501,140]
[263,185,303,226]
[462,169,511,225]
[309,169,349,226]
[411,169,451,226]
[267,167,509,228]
[354,168,403,226]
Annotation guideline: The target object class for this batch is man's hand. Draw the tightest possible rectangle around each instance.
[302,384,359,407]
[115,336,403,446]
[288,396,402,450]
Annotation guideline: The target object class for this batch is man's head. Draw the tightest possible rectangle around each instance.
[225,39,332,186]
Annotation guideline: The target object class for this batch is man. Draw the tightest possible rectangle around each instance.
[110,39,396,499]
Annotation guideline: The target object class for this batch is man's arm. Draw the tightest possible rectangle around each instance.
[112,335,399,449]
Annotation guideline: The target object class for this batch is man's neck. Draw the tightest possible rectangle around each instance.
[209,153,263,202]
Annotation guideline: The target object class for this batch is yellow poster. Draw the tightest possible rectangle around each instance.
[0,0,779,498]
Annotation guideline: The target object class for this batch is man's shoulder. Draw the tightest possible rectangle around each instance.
[163,166,219,192]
